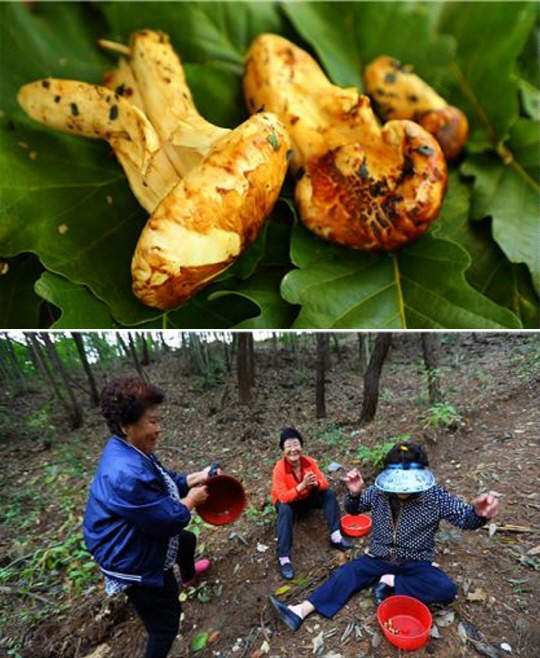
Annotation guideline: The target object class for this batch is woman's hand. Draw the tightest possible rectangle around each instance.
[473,493,500,519]
[187,464,221,488]
[184,485,209,509]
[296,470,318,493]
[343,468,365,496]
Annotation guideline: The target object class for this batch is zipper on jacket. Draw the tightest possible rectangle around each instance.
[389,499,403,561]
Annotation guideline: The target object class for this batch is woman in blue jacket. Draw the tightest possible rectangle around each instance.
[83,377,215,658]
[269,440,500,631]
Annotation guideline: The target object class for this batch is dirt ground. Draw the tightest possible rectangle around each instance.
[1,333,539,658]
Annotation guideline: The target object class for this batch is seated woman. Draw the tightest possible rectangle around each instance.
[271,427,353,580]
[270,440,500,630]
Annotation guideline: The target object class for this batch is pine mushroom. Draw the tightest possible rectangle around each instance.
[243,34,448,252]
[363,55,468,161]
[17,30,290,310]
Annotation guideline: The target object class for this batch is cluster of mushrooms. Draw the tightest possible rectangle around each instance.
[18,31,468,310]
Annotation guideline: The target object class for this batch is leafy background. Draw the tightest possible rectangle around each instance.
[0,1,538,328]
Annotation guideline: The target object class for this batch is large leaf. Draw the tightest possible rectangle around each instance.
[283,2,456,88]
[210,268,299,328]
[433,172,539,328]
[438,1,539,151]
[282,223,521,329]
[462,149,539,292]
[0,255,43,328]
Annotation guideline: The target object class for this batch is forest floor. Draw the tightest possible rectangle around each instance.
[1,333,539,658]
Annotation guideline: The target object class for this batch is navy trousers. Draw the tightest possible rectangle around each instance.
[276,488,341,558]
[308,554,458,617]
[126,530,196,658]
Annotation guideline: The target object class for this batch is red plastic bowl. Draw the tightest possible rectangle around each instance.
[196,474,246,525]
[340,514,372,537]
[377,595,432,651]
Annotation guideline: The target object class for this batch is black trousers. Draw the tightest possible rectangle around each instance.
[275,488,341,558]
[126,530,196,658]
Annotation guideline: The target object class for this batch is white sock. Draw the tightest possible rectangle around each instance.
[380,574,395,587]
[279,557,291,566]
[289,601,315,619]
[330,530,343,543]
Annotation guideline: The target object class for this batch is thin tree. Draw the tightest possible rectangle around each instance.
[139,333,151,366]
[72,332,100,406]
[316,333,329,418]
[237,333,254,404]
[360,333,392,424]
[421,333,443,404]
[358,333,371,374]
[0,334,27,393]
[127,333,147,381]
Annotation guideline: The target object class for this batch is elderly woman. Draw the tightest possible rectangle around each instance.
[83,377,215,658]
[271,427,353,580]
[270,440,500,631]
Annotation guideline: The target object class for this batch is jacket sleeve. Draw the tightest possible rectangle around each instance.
[436,487,487,530]
[272,461,301,504]
[344,486,375,514]
[106,468,192,537]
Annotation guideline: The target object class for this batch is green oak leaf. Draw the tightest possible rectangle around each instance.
[433,171,539,328]
[283,1,456,89]
[282,224,521,329]
[209,269,299,328]
[0,255,43,328]
[462,149,539,293]
[35,272,114,329]
[438,1,539,151]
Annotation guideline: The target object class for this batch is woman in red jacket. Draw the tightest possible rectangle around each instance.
[271,427,353,579]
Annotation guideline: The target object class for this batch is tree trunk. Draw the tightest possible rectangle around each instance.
[316,333,328,418]
[72,332,100,406]
[421,333,443,404]
[39,333,83,429]
[127,333,147,381]
[139,333,151,366]
[360,333,392,424]
[330,333,342,363]
[237,333,253,404]
[359,333,371,374]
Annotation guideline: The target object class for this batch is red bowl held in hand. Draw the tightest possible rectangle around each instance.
[377,595,432,651]
[196,474,247,525]
[340,513,372,537]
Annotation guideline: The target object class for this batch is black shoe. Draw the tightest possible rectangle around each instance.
[373,581,395,605]
[269,596,303,632]
[280,561,295,580]
[330,537,354,551]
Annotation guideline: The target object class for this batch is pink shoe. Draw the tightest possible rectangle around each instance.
[181,558,211,588]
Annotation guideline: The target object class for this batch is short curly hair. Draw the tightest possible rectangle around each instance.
[100,377,165,437]
[384,440,429,468]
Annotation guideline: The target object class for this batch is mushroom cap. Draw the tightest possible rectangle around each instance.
[131,111,290,309]
[244,34,448,252]
[295,119,447,252]
[363,55,469,160]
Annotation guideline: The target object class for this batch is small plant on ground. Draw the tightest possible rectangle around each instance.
[423,402,464,433]
[355,438,399,470]
[318,424,347,448]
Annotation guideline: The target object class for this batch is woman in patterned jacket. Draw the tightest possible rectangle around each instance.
[269,440,500,631]
[83,377,216,658]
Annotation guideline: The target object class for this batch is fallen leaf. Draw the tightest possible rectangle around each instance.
[275,585,291,595]
[189,631,209,652]
[208,631,221,644]
[259,639,270,654]
[256,543,269,552]
[312,630,325,655]
[435,610,455,627]
[526,544,540,555]
[467,589,488,603]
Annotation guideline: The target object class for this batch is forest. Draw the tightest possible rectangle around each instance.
[0,331,539,658]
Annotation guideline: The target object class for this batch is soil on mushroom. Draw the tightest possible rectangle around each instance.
[1,333,539,658]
